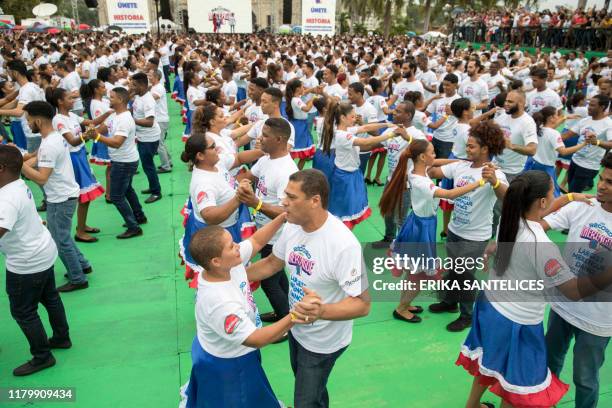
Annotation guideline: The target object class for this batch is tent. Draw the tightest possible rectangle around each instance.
[47,27,61,34]
[78,23,90,30]
[422,31,447,40]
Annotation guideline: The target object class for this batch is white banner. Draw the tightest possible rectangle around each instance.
[106,0,150,34]
[302,0,336,36]
[187,1,252,34]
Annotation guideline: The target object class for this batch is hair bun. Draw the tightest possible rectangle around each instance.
[180,151,190,163]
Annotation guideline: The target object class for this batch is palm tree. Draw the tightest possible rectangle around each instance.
[340,0,370,32]
[370,0,406,39]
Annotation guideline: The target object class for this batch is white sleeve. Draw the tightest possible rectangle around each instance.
[113,116,129,138]
[143,97,157,117]
[0,199,18,231]
[272,225,290,260]
[37,140,59,169]
[247,122,260,140]
[440,161,459,179]
[239,240,254,266]
[543,202,579,231]
[333,243,368,296]
[522,119,538,145]
[534,244,574,288]
[207,302,257,346]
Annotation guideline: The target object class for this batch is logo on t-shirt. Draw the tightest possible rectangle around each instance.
[544,258,562,277]
[224,314,241,334]
[57,123,65,131]
[579,223,612,250]
[196,191,206,204]
[288,245,315,276]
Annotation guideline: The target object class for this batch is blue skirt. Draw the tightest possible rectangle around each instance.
[312,149,336,182]
[180,200,256,273]
[457,293,569,407]
[392,212,437,271]
[90,134,111,165]
[289,118,315,159]
[523,159,561,197]
[558,134,578,161]
[10,121,27,150]
[183,337,281,408]
[183,109,194,141]
[329,167,371,227]
[69,147,104,203]
[236,87,247,102]
[173,76,186,103]
[280,100,288,120]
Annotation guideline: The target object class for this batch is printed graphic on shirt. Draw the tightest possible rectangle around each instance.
[224,314,241,334]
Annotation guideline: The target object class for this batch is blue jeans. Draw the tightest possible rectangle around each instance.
[6,266,70,363]
[137,141,161,195]
[46,198,89,284]
[546,310,610,408]
[289,333,347,408]
[162,65,171,92]
[110,161,145,230]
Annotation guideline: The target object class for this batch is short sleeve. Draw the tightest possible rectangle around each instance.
[365,107,378,123]
[333,243,368,297]
[533,244,574,289]
[37,140,59,169]
[53,117,71,136]
[440,161,459,179]
[543,202,578,231]
[217,153,235,171]
[248,121,261,140]
[143,97,156,117]
[195,184,218,210]
[239,240,254,265]
[0,199,18,231]
[336,131,356,148]
[272,224,290,260]
[569,118,583,135]
[250,157,263,178]
[426,100,436,115]
[207,302,257,346]
[522,119,538,145]
[113,116,129,138]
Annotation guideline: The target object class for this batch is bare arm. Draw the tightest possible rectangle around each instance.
[134,116,154,127]
[242,314,294,348]
[247,213,287,255]
[246,254,286,282]
[507,141,537,156]
[201,196,241,225]
[434,181,481,200]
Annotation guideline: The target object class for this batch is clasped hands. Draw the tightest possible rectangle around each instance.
[290,288,324,324]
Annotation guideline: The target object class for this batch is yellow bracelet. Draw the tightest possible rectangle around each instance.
[95,134,101,143]
[253,199,263,215]
[567,193,574,202]
[493,179,501,189]
[80,135,86,143]
[479,178,485,187]
[408,135,413,144]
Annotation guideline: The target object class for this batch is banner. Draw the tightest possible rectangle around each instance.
[302,0,336,36]
[187,1,252,34]
[106,0,150,34]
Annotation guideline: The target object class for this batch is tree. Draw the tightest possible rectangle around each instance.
[340,0,370,32]
[370,0,406,39]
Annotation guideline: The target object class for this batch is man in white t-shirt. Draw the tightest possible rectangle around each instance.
[427,73,461,159]
[20,101,92,292]
[0,145,71,377]
[480,61,507,102]
[56,60,85,116]
[526,68,562,114]
[458,60,489,116]
[348,82,380,174]
[85,87,146,239]
[149,71,172,173]
[237,118,299,335]
[130,72,162,203]
[416,54,439,101]
[221,63,239,110]
[247,169,370,407]
[542,152,612,408]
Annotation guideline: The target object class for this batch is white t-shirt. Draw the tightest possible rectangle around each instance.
[90,99,112,128]
[366,95,389,122]
[526,88,562,114]
[290,97,308,120]
[273,214,367,353]
[248,117,295,149]
[108,111,139,163]
[534,127,565,166]
[486,220,573,325]
[353,101,379,142]
[58,71,84,112]
[302,75,320,113]
[416,70,439,101]
[251,154,298,243]
[37,131,80,203]
[494,112,538,174]
[195,240,262,358]
[569,117,612,170]
[393,80,424,101]
[459,77,489,115]
[222,80,238,103]
[408,173,439,217]
[544,201,612,337]
[52,113,85,153]
[413,110,431,135]
[132,92,161,142]
[186,86,205,111]
[151,83,169,123]
[441,161,508,241]
[323,83,345,100]
[427,94,460,142]
[189,154,238,227]
[0,179,57,274]
[17,82,46,138]
[481,72,506,100]
[381,126,426,180]
[333,129,362,172]
[451,123,470,159]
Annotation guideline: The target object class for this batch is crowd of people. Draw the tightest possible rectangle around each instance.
[452,6,612,51]
[0,30,611,408]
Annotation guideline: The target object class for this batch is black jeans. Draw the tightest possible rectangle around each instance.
[441,230,489,319]
[432,138,453,160]
[137,141,161,196]
[260,244,289,317]
[289,333,347,408]
[6,267,70,363]
[162,65,171,92]
[568,161,599,193]
[110,160,145,230]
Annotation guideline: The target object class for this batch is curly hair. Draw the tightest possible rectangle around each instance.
[469,120,506,157]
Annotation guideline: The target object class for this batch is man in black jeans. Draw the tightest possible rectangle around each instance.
[237,118,298,340]
[85,87,146,239]
[0,145,71,376]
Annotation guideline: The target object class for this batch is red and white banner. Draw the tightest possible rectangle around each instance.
[106,0,150,33]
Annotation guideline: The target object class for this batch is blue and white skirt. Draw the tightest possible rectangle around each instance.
[183,109,194,142]
[329,167,371,228]
[523,158,561,197]
[180,337,282,408]
[289,118,315,159]
[69,147,104,203]
[172,76,186,104]
[312,149,336,182]
[456,293,569,408]
[90,134,111,166]
[10,121,27,150]
[392,212,438,275]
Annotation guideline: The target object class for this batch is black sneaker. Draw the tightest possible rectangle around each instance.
[117,228,143,239]
[144,194,162,204]
[13,356,56,376]
[446,316,472,332]
[157,168,171,174]
[57,282,89,292]
[123,217,148,228]
[428,302,459,314]
[48,337,72,349]
[372,238,393,249]
[64,267,93,279]
[260,312,280,323]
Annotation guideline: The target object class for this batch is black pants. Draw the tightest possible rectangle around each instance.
[6,266,70,363]
[260,244,289,317]
[568,161,599,193]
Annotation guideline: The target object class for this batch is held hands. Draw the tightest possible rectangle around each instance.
[481,162,498,186]
[236,179,259,207]
[290,288,323,324]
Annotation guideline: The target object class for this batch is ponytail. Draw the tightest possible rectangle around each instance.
[532,106,556,137]
[80,79,102,100]
[46,87,66,111]
[285,78,301,119]
[321,100,353,154]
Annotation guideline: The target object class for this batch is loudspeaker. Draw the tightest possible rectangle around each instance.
[84,0,98,8]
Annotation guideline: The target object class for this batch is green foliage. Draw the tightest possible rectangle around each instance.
[353,23,369,35]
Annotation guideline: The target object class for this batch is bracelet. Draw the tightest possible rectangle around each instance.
[253,198,263,215]
[492,179,501,189]
[567,193,574,202]
[442,115,449,120]
[80,135,86,143]
[407,135,413,144]
[95,134,101,143]
[479,178,485,187]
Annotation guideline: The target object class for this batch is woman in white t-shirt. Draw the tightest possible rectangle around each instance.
[82,80,112,168]
[285,79,317,169]
[404,91,433,138]
[179,132,262,287]
[49,88,111,243]
[183,71,206,141]
[525,106,587,197]
[457,170,612,408]
[380,139,482,323]
[321,101,397,229]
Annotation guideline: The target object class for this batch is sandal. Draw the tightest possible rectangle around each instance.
[408,305,424,314]
[374,179,384,186]
[74,235,99,243]
[84,227,100,234]
[364,178,373,185]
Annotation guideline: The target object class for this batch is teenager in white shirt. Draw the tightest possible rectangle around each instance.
[56,60,85,116]
[149,70,172,173]
[458,60,489,116]
[526,68,562,114]
[20,101,92,292]
[427,73,461,159]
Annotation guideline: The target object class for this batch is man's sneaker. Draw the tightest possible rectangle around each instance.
[123,217,148,228]
[446,316,472,332]
[117,228,143,239]
[48,337,72,349]
[13,356,56,376]
[57,282,89,292]
[428,302,459,314]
